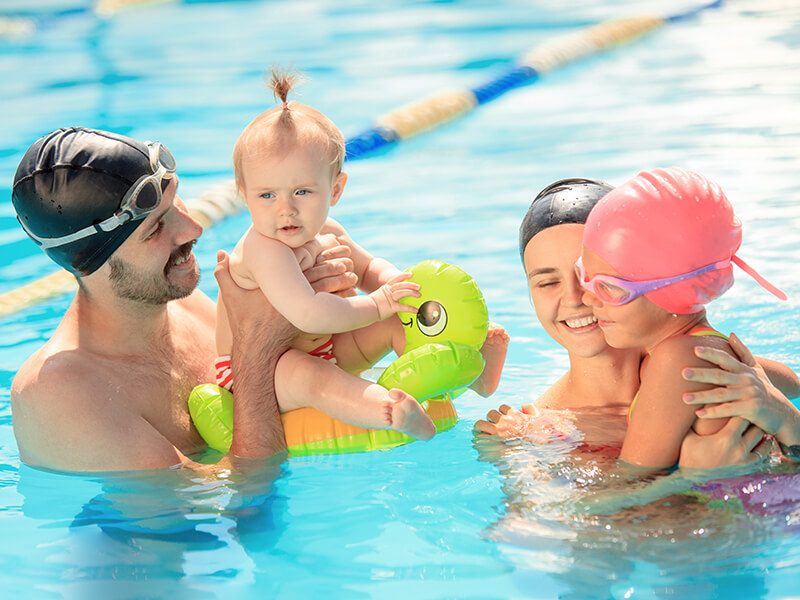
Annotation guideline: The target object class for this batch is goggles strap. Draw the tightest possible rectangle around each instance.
[731,255,787,301]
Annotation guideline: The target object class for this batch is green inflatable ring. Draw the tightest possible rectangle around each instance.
[189,259,489,456]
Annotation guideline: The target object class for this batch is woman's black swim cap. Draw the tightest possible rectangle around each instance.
[12,127,157,276]
[518,177,614,261]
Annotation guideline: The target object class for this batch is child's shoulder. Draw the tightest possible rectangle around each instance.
[240,227,288,252]
[649,327,731,367]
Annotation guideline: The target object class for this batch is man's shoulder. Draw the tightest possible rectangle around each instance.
[12,345,105,410]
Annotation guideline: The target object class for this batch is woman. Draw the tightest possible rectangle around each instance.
[475,177,799,468]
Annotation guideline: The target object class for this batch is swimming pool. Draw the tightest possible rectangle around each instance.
[1,0,799,597]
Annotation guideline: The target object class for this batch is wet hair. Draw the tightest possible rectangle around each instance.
[232,70,346,188]
[519,177,614,262]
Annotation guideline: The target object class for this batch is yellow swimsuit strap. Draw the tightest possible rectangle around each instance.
[687,326,729,341]
[627,326,728,422]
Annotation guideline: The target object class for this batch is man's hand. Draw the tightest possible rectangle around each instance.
[303,243,358,296]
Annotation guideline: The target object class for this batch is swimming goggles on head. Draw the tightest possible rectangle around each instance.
[574,256,730,306]
[20,142,177,250]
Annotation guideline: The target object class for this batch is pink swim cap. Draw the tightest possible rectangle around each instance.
[583,167,786,314]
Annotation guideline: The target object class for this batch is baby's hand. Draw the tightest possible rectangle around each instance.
[369,272,420,320]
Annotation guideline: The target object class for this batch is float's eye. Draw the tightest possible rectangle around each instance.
[417,301,447,337]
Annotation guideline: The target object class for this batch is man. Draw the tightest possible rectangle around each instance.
[10,127,358,471]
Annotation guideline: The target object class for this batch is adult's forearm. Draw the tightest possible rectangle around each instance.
[229,324,293,458]
[776,410,800,448]
[756,356,800,399]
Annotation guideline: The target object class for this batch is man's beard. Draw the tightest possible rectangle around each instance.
[108,242,199,305]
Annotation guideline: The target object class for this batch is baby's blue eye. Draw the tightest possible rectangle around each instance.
[295,189,311,196]
[260,192,275,200]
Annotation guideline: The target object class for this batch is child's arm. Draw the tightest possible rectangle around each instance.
[620,336,730,469]
[241,232,418,334]
[322,218,402,292]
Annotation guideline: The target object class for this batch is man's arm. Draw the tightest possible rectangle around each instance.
[11,359,189,472]
[215,251,292,459]
[216,248,363,459]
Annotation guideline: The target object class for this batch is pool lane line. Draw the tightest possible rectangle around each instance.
[345,0,724,159]
[0,1,724,317]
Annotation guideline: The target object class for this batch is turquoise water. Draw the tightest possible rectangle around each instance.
[2,0,800,597]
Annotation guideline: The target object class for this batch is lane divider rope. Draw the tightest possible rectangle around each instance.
[0,1,724,317]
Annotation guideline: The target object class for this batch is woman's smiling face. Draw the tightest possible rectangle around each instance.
[523,224,610,358]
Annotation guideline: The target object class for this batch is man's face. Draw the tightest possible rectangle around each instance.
[105,177,203,305]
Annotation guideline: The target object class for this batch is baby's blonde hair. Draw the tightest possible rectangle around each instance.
[233,71,345,189]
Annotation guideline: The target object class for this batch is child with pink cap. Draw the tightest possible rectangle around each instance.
[578,167,787,468]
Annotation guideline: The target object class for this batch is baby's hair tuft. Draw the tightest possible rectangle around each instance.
[269,69,297,109]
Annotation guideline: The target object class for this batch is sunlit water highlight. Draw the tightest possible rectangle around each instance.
[1,0,799,597]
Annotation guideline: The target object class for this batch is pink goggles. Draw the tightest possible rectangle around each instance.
[574,256,731,306]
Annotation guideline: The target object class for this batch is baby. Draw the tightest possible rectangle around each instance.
[216,73,437,440]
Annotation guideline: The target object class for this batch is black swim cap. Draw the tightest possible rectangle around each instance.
[12,127,156,276]
[519,177,614,261]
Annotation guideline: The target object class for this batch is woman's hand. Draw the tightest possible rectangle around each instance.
[475,404,577,443]
[475,404,533,439]
[679,417,767,469]
[682,332,800,448]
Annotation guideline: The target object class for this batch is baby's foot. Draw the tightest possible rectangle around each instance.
[388,388,436,440]
[471,323,510,397]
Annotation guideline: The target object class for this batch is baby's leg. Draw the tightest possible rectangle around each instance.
[330,316,406,374]
[275,351,435,440]
[470,323,510,397]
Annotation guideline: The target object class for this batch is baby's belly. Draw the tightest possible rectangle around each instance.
[293,333,331,354]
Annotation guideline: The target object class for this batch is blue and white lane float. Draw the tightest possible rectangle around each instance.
[0,1,725,316]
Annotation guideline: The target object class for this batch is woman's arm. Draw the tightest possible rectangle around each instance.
[682,333,800,453]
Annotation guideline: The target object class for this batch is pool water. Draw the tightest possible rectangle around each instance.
[2,0,799,597]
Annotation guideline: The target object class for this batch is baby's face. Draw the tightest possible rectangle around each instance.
[240,144,344,248]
